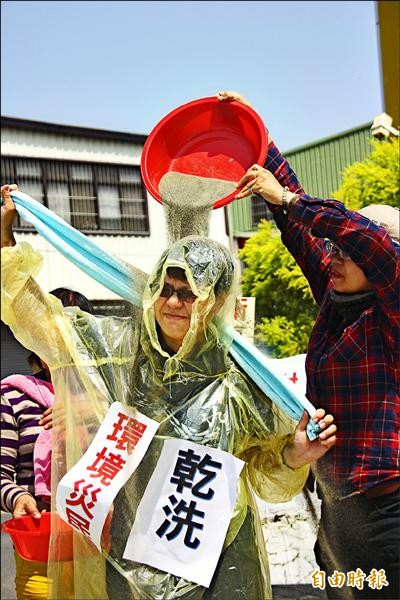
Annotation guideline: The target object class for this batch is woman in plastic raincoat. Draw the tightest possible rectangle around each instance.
[1,185,336,600]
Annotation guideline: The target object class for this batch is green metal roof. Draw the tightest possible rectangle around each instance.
[229,122,373,235]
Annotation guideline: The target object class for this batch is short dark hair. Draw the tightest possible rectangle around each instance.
[165,266,229,297]
[50,287,94,314]
[27,287,94,369]
[166,267,188,282]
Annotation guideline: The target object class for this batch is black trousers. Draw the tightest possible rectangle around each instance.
[314,488,400,600]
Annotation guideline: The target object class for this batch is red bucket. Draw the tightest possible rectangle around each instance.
[141,96,268,209]
[1,512,73,562]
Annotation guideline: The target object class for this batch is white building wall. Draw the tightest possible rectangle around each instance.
[3,124,230,300]
[1,127,143,165]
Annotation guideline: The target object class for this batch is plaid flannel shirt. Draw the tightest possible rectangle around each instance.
[264,141,400,499]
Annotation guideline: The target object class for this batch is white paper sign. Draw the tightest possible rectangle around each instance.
[123,438,244,588]
[56,402,159,550]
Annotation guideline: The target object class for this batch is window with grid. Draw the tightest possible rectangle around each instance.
[1,157,150,235]
[251,195,274,228]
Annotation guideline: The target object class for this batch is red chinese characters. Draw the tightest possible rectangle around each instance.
[63,410,147,535]
[106,412,147,454]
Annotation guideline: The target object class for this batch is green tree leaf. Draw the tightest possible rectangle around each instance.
[333,137,399,210]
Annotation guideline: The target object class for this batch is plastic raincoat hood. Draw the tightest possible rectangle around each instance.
[141,236,235,380]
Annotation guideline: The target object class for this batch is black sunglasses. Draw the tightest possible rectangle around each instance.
[323,240,350,260]
[159,284,197,304]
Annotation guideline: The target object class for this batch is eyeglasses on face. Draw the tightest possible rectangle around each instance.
[323,240,351,260]
[159,283,197,304]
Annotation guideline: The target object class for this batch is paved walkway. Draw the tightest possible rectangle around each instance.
[257,489,323,586]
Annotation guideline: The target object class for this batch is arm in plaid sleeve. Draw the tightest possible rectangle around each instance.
[261,140,331,306]
[264,140,303,195]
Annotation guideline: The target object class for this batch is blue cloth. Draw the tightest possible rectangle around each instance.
[228,328,319,439]
[10,191,145,306]
[9,190,319,439]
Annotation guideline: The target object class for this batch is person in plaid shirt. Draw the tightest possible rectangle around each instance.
[219,91,400,599]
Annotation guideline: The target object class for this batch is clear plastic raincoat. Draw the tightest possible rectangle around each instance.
[1,237,309,600]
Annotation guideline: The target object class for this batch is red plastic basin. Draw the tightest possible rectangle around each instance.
[141,96,268,209]
[1,512,73,562]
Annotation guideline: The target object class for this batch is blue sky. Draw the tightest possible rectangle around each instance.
[1,0,382,151]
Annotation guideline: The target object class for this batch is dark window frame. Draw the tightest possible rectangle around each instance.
[251,195,274,228]
[1,156,150,236]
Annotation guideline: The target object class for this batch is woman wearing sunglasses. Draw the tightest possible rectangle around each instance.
[219,90,400,600]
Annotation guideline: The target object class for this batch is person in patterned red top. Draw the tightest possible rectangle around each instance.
[218,91,399,600]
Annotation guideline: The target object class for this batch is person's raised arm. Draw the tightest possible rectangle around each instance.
[217,92,330,304]
[1,185,71,368]
[1,184,18,248]
[235,164,331,305]
[217,91,303,193]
